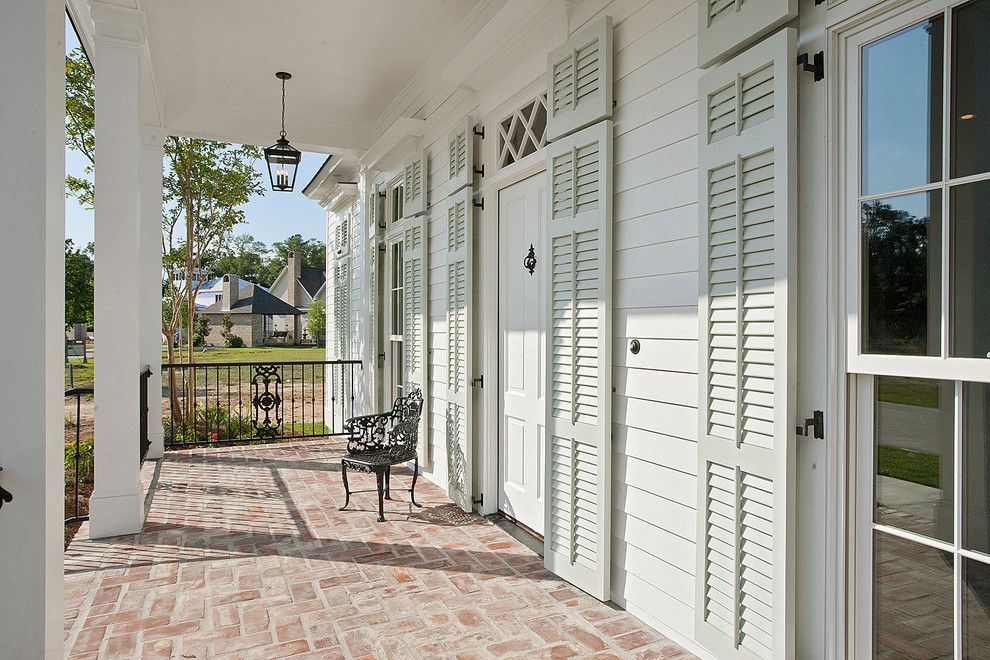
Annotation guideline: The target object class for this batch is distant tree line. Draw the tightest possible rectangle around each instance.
[205,232,326,289]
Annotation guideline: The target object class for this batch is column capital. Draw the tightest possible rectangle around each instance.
[141,126,166,150]
[90,2,146,46]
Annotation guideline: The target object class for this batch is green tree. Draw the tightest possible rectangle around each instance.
[64,240,94,326]
[259,234,326,286]
[161,137,265,370]
[306,299,326,341]
[213,233,268,283]
[65,48,95,209]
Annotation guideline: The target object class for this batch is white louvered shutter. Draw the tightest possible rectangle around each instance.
[368,182,380,240]
[402,215,429,461]
[402,150,428,219]
[334,215,349,257]
[543,120,612,601]
[445,188,473,512]
[332,258,350,360]
[695,28,796,660]
[447,117,475,196]
[698,0,797,69]
[546,16,613,143]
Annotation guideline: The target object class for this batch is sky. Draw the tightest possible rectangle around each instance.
[64,16,328,250]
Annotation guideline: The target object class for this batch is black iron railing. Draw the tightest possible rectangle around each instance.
[65,385,94,526]
[161,360,361,449]
[139,366,152,464]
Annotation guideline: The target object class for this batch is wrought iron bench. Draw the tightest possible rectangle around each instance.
[339,388,423,522]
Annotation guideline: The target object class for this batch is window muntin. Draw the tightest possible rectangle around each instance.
[856,1,990,367]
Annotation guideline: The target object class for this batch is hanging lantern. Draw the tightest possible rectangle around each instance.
[264,72,302,192]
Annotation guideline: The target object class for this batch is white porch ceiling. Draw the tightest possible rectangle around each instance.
[74,0,497,152]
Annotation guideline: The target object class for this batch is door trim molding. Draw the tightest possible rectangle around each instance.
[479,156,546,518]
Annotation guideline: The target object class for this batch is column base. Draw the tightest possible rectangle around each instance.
[88,486,144,539]
[146,427,165,460]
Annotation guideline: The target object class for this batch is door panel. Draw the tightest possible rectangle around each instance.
[498,172,547,534]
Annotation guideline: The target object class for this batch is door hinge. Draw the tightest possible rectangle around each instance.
[796,410,824,439]
[472,375,484,388]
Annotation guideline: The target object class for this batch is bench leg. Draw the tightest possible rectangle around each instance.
[384,466,391,500]
[410,457,422,507]
[376,470,386,522]
[338,463,351,511]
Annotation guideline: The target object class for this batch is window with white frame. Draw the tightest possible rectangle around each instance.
[496,94,548,169]
[844,2,990,657]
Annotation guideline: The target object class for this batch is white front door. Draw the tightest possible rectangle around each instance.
[498,172,546,535]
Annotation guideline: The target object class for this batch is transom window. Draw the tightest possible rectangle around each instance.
[496,94,548,169]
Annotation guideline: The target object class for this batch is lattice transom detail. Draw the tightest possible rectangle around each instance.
[497,94,549,169]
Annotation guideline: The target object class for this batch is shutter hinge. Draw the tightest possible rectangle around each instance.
[473,198,485,210]
[472,375,484,388]
[474,165,485,177]
[796,410,825,439]
[473,125,485,139]
[472,494,484,505]
[797,51,824,82]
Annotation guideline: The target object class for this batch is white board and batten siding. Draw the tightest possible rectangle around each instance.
[696,20,797,660]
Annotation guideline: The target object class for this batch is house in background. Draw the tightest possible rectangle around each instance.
[267,250,326,341]
[193,275,263,310]
[198,274,301,347]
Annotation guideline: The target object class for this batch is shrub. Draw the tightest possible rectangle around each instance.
[64,436,94,482]
[224,334,245,348]
[192,332,205,347]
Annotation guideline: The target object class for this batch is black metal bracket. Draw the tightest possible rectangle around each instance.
[0,467,12,511]
[473,198,485,210]
[472,494,484,505]
[472,375,484,388]
[473,125,485,139]
[797,51,824,82]
[474,165,485,177]
[796,410,825,439]
[378,191,387,198]
[378,244,386,252]
[523,244,537,275]
[378,352,386,364]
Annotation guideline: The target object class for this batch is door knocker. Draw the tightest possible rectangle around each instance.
[523,244,537,275]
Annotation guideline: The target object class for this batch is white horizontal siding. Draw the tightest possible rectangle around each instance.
[577,0,702,642]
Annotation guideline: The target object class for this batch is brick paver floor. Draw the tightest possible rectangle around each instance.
[64,439,695,659]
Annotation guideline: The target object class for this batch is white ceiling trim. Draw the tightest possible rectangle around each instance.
[360,117,427,171]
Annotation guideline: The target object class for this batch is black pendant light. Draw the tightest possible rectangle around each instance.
[264,72,302,192]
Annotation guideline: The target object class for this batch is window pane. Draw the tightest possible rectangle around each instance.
[875,376,954,542]
[952,0,990,178]
[951,180,990,358]
[965,382,990,554]
[862,192,942,356]
[873,531,954,659]
[964,557,990,657]
[861,17,943,196]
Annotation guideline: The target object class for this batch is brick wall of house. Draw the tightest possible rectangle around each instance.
[203,315,256,347]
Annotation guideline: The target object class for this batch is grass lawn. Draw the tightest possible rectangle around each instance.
[876,376,940,409]
[65,360,94,389]
[877,444,940,489]
[163,345,327,364]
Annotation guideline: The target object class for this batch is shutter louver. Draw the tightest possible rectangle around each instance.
[543,120,612,601]
[697,0,797,69]
[546,16,613,143]
[696,28,796,660]
[402,215,429,461]
[445,187,472,512]
[402,150,428,219]
[332,258,350,360]
[368,182,380,240]
[447,117,475,195]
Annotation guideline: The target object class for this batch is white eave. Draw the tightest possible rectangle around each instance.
[360,117,427,171]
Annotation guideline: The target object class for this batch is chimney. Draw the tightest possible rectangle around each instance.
[287,252,301,307]
[222,274,239,310]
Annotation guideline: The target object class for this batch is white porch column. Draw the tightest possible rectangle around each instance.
[88,2,146,539]
[0,0,66,656]
[140,128,165,461]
